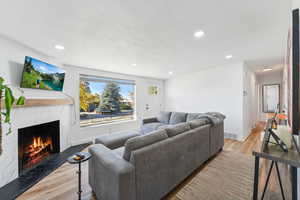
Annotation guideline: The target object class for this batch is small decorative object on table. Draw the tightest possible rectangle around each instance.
[67,152,92,200]
[262,110,288,152]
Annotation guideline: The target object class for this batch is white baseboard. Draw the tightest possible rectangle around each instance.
[224,132,238,140]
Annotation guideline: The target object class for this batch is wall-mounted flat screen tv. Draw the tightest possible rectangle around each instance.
[20,56,65,91]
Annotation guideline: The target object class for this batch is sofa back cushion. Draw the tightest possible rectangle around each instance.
[165,122,191,137]
[188,119,210,129]
[157,111,171,124]
[123,129,168,161]
[169,112,187,124]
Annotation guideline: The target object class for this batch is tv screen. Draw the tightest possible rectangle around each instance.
[20,56,65,91]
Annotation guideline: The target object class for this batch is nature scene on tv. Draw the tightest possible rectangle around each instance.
[21,56,65,91]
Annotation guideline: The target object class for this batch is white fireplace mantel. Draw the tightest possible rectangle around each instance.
[1,98,73,109]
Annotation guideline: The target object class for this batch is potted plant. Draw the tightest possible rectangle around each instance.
[0,77,25,155]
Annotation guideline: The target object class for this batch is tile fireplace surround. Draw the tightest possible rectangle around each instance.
[0,143,89,200]
[0,103,73,188]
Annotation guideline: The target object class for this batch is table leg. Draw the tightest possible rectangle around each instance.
[274,162,285,200]
[77,162,82,200]
[261,161,274,200]
[253,156,260,200]
[291,166,297,200]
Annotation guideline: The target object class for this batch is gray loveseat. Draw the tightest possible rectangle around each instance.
[88,112,225,200]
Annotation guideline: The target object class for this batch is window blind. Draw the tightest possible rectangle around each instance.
[80,74,135,85]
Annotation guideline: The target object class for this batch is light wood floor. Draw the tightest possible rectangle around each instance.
[17,122,291,200]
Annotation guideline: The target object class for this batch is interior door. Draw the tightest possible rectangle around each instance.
[142,82,164,119]
[262,84,280,113]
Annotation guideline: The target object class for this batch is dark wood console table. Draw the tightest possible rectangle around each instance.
[252,145,300,200]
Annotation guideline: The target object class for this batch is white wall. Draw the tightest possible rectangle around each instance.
[256,69,283,121]
[294,0,300,11]
[0,35,165,187]
[165,62,245,140]
[243,64,259,139]
[64,65,165,144]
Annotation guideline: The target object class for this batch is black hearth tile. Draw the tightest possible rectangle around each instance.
[0,142,92,200]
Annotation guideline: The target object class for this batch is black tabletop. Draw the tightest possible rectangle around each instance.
[253,145,300,168]
[253,126,300,168]
[67,152,92,164]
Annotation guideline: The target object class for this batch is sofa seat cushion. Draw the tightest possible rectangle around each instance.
[189,119,210,129]
[95,131,140,149]
[157,111,172,124]
[165,122,191,137]
[123,129,168,161]
[113,147,125,158]
[141,122,165,134]
[157,124,174,130]
[169,112,187,124]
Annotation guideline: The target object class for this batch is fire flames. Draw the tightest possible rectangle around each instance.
[22,136,54,169]
[32,137,51,149]
[31,137,53,152]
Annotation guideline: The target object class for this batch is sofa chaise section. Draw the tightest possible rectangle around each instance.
[95,131,139,149]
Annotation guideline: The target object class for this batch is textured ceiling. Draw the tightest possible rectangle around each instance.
[0,0,291,79]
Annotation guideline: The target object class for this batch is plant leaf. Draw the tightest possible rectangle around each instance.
[16,96,25,105]
[0,77,4,85]
[6,123,12,135]
[4,87,15,123]
[0,77,4,90]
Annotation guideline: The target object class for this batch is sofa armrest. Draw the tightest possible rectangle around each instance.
[142,117,158,124]
[89,144,135,200]
[209,121,224,156]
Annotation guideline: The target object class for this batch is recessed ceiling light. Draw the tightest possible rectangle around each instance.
[225,55,233,59]
[131,63,137,66]
[169,71,173,75]
[263,68,272,72]
[55,45,65,50]
[193,30,205,39]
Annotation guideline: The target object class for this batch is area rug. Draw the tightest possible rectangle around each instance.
[168,151,254,200]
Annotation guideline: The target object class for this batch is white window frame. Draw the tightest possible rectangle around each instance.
[79,74,136,127]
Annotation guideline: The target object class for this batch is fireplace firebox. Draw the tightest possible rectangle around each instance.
[18,120,60,174]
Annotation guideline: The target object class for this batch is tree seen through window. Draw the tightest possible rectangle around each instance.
[79,77,135,126]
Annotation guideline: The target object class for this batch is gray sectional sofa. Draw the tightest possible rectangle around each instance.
[88,111,225,200]
[141,111,225,134]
